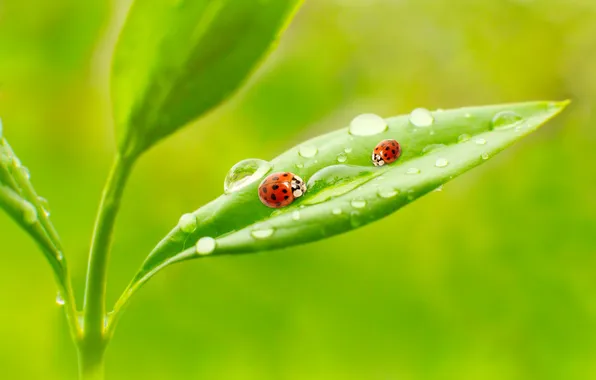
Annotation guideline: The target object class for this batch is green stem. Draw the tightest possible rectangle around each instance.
[83,154,134,343]
[78,345,106,380]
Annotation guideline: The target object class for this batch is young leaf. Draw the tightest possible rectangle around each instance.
[111,0,303,158]
[119,100,567,299]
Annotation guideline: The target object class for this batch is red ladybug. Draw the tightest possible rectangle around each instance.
[372,139,401,166]
[258,172,307,208]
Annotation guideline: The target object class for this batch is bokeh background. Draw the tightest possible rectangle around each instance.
[1,0,595,379]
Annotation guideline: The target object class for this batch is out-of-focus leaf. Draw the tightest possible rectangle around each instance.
[111,0,303,158]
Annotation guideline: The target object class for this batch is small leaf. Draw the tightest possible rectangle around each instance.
[129,101,568,289]
[111,0,303,158]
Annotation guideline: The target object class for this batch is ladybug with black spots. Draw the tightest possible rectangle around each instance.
[372,139,401,166]
[258,172,307,208]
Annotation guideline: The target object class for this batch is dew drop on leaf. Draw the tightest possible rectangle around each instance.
[336,153,347,163]
[475,138,487,145]
[344,147,353,154]
[195,237,216,255]
[409,108,434,127]
[435,158,449,168]
[56,292,65,306]
[350,198,367,209]
[458,133,471,143]
[349,211,364,228]
[481,152,489,160]
[295,163,304,169]
[292,211,301,221]
[38,196,51,217]
[349,113,387,136]
[22,201,38,225]
[406,168,420,175]
[491,111,523,130]
[434,185,444,192]
[224,159,272,194]
[251,228,274,240]
[377,187,398,198]
[178,213,197,233]
[298,145,318,158]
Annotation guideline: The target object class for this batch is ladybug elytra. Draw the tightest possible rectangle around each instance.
[258,172,307,208]
[372,139,401,166]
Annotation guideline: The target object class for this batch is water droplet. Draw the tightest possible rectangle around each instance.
[56,251,64,261]
[422,144,446,155]
[491,111,523,130]
[56,292,65,306]
[38,197,51,217]
[475,138,487,145]
[332,208,342,215]
[296,163,304,169]
[21,166,30,180]
[434,185,444,192]
[336,153,347,163]
[178,213,197,233]
[350,198,367,209]
[305,165,376,205]
[349,113,388,136]
[435,158,449,168]
[196,237,216,255]
[378,187,398,198]
[298,145,318,158]
[406,168,420,175]
[350,211,364,228]
[344,147,353,154]
[224,159,272,194]
[409,108,434,127]
[458,134,471,143]
[292,211,301,221]
[481,152,489,160]
[251,228,274,239]
[22,201,37,224]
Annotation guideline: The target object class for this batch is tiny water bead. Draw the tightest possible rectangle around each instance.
[178,213,197,233]
[435,158,449,168]
[292,211,301,221]
[38,196,51,217]
[409,108,434,127]
[196,237,216,255]
[349,113,388,136]
[406,168,420,175]
[378,187,398,198]
[56,292,65,306]
[332,208,342,215]
[224,159,272,194]
[458,134,471,143]
[259,172,307,208]
[350,198,367,209]
[372,139,401,166]
[22,201,38,224]
[475,138,487,145]
[481,152,489,160]
[251,228,274,239]
[422,144,446,155]
[344,147,353,154]
[491,111,523,130]
[298,144,318,158]
[337,153,347,163]
[295,163,304,169]
[434,185,444,192]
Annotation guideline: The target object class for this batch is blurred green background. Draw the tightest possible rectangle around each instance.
[1,0,595,379]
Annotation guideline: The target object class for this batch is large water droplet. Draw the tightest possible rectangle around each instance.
[38,197,51,217]
[336,153,347,163]
[435,158,449,168]
[332,208,342,215]
[305,165,376,205]
[491,111,523,130]
[406,168,420,175]
[298,145,318,158]
[481,152,489,160]
[224,159,272,194]
[22,201,37,224]
[349,113,388,136]
[251,228,274,239]
[409,108,434,127]
[196,237,216,255]
[422,144,446,155]
[56,292,65,306]
[178,213,197,233]
[292,211,301,221]
[475,138,487,145]
[350,198,367,209]
[458,134,471,143]
[378,187,398,198]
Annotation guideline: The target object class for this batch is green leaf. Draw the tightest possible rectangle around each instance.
[127,100,568,291]
[111,0,303,158]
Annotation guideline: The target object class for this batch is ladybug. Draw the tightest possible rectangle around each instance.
[372,139,401,166]
[258,172,307,208]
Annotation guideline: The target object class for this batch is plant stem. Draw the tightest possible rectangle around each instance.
[83,154,134,344]
[78,345,106,380]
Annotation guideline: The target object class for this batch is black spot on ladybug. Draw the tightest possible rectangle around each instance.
[283,173,289,177]
[284,196,289,200]
[384,153,388,157]
[392,149,396,154]
[273,176,279,180]
[262,187,267,193]
[272,184,279,190]
[271,194,277,201]
[282,189,288,193]
[276,202,281,207]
